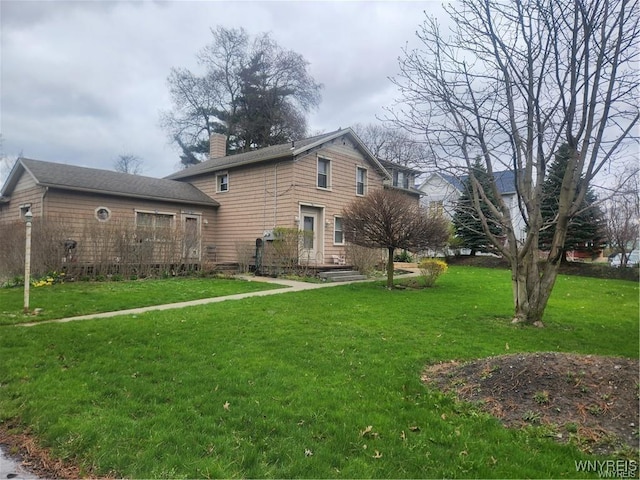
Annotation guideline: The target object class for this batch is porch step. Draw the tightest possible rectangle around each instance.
[318,270,367,282]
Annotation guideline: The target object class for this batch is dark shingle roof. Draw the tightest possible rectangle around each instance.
[493,170,517,194]
[440,170,517,195]
[165,128,391,181]
[9,158,219,207]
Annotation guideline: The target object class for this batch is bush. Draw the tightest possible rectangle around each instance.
[345,244,384,275]
[418,258,448,287]
[394,250,414,263]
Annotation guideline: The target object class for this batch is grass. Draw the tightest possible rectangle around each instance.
[0,277,283,325]
[0,266,637,478]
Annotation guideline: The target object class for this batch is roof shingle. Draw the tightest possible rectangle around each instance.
[14,158,219,206]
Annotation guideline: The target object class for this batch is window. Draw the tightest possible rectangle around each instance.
[356,167,367,196]
[317,158,330,189]
[95,206,111,222]
[136,211,175,240]
[217,172,229,192]
[334,217,344,244]
[303,215,314,249]
[394,170,410,189]
[428,200,444,216]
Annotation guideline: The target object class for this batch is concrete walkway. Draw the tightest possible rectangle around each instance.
[17,272,419,327]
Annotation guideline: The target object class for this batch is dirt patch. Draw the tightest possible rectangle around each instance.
[423,352,639,457]
[0,425,83,479]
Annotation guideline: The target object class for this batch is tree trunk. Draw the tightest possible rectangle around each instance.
[387,247,395,290]
[511,250,560,326]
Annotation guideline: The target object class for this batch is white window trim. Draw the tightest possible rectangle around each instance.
[356,166,367,196]
[333,216,345,245]
[216,172,229,193]
[317,156,331,190]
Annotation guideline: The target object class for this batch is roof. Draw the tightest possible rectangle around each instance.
[165,128,391,181]
[423,170,517,195]
[377,158,422,175]
[2,158,220,207]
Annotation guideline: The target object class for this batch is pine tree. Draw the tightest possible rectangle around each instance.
[452,160,503,255]
[538,144,606,261]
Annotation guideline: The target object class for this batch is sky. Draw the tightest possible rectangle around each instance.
[1,0,444,180]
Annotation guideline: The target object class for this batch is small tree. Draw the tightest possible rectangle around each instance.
[114,154,144,175]
[605,170,639,267]
[452,160,503,255]
[342,189,449,289]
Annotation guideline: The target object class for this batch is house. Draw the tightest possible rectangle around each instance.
[165,128,414,264]
[0,158,220,274]
[0,128,418,273]
[419,170,527,243]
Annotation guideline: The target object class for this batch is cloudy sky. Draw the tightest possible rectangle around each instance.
[1,0,445,180]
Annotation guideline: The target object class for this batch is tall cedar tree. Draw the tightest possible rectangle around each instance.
[538,144,606,261]
[452,160,503,255]
[342,189,449,289]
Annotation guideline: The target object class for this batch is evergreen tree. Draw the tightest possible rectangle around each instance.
[452,160,503,255]
[538,144,606,260]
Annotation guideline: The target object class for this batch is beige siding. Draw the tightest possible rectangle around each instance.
[185,136,389,264]
[187,160,297,262]
[43,189,216,262]
[292,138,386,263]
[1,178,217,267]
[0,173,44,222]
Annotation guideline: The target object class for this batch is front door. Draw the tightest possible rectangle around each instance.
[300,206,323,263]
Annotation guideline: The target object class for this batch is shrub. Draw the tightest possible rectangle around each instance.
[418,258,448,287]
[345,244,384,275]
[394,250,413,263]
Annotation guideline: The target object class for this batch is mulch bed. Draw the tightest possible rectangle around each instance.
[423,352,639,456]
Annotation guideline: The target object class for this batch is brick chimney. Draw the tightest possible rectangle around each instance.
[209,133,227,159]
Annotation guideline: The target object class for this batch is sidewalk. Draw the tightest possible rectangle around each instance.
[18,271,419,327]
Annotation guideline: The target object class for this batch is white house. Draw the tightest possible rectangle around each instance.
[419,170,527,244]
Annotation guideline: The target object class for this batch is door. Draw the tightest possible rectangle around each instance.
[300,206,323,263]
[183,216,201,260]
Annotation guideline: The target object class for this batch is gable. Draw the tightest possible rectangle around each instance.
[165,128,391,182]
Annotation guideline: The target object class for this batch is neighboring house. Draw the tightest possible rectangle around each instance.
[0,128,417,270]
[419,170,527,243]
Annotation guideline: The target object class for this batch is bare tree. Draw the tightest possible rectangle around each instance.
[352,123,432,169]
[342,189,449,289]
[605,168,639,266]
[389,0,639,324]
[0,135,18,187]
[114,154,143,175]
[160,26,322,164]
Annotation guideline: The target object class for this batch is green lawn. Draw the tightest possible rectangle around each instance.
[0,267,637,478]
[0,277,282,325]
